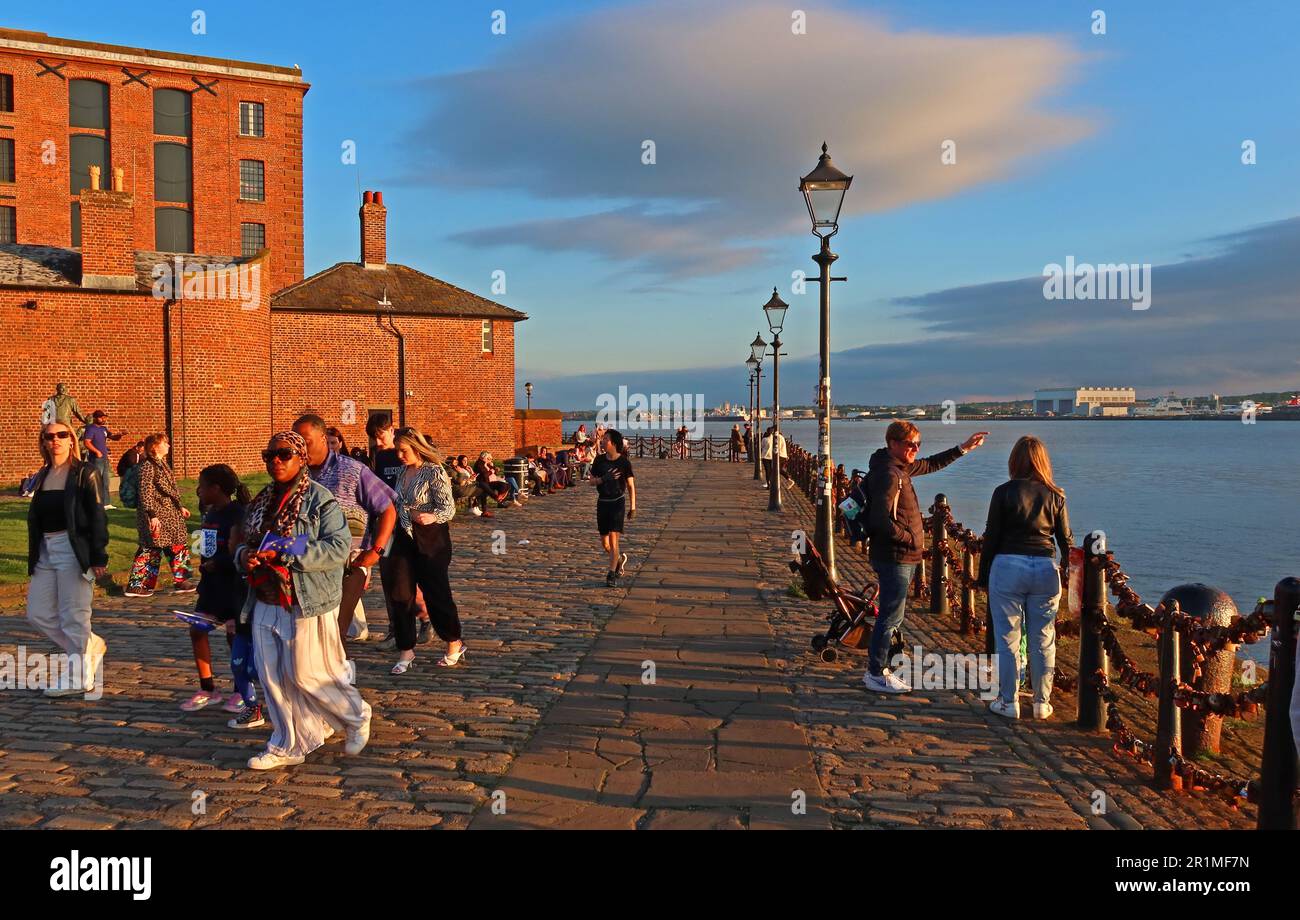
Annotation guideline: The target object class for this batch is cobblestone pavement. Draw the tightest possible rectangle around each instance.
[0,460,1255,829]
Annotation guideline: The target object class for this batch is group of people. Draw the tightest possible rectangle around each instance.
[23,405,641,770]
[853,421,1072,722]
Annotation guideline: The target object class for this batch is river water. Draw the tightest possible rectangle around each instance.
[598,418,1299,665]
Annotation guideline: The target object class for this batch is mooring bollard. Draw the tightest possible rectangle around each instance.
[929,495,949,619]
[1154,602,1182,790]
[1257,576,1300,829]
[961,546,976,634]
[1161,584,1239,757]
[1076,532,1110,731]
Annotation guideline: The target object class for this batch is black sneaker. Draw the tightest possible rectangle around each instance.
[606,571,617,587]
[229,704,265,729]
[416,619,433,645]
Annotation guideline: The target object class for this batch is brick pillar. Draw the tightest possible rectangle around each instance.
[360,190,387,268]
[80,166,136,291]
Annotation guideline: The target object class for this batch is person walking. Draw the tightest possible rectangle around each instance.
[237,431,371,770]
[862,421,987,693]
[978,436,1073,720]
[124,433,194,598]
[380,428,465,674]
[81,410,126,508]
[591,429,636,586]
[294,414,397,671]
[729,424,743,462]
[26,421,109,697]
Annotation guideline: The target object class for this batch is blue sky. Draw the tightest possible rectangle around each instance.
[15,1,1300,408]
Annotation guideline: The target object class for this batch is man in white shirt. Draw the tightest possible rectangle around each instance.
[759,427,787,484]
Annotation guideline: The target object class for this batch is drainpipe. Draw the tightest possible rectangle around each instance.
[162,298,176,462]
[378,312,406,427]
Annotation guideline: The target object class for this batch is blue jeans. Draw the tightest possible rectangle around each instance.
[868,560,916,676]
[504,475,520,500]
[988,554,1060,706]
[93,456,110,505]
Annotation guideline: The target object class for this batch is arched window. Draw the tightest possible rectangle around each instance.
[153,88,192,137]
[69,79,109,129]
[155,207,193,253]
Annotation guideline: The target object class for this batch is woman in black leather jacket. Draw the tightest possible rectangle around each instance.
[26,420,110,698]
[979,436,1072,722]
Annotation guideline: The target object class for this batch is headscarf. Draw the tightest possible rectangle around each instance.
[243,431,311,608]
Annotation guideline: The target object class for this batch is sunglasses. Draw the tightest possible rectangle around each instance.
[262,448,297,463]
[42,431,72,441]
[893,439,921,450]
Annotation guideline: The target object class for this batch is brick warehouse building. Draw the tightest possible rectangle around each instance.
[0,29,527,483]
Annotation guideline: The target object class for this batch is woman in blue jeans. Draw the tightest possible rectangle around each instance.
[978,436,1072,720]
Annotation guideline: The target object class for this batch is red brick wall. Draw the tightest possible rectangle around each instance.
[271,313,517,459]
[0,277,271,484]
[0,43,306,292]
[79,186,134,278]
[513,411,564,453]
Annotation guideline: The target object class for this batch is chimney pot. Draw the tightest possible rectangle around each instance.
[375,191,384,206]
[88,165,101,191]
[363,190,373,204]
[113,167,124,192]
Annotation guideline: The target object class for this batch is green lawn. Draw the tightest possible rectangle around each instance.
[0,472,271,588]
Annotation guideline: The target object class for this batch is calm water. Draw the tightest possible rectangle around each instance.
[594,419,1300,664]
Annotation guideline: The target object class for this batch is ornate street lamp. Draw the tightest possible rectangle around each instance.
[763,287,789,512]
[799,142,852,580]
[525,381,533,411]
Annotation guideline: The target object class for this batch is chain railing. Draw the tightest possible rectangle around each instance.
[919,494,1298,827]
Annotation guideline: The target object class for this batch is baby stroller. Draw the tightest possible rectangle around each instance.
[790,542,902,664]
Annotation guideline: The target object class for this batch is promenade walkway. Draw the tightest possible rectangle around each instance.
[0,460,1254,829]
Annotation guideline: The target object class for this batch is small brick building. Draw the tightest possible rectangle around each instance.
[0,29,527,483]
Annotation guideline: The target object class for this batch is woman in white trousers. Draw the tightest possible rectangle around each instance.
[26,421,109,697]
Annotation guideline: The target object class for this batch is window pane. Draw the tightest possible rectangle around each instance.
[155,207,193,253]
[70,134,110,194]
[0,74,13,113]
[69,80,109,129]
[71,201,80,248]
[239,102,264,137]
[239,160,264,201]
[482,320,493,352]
[154,142,192,204]
[0,138,13,183]
[154,88,192,137]
[0,206,15,244]
[241,222,265,257]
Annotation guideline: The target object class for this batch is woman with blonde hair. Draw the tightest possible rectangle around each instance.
[26,421,109,697]
[978,435,1073,720]
[380,427,464,674]
[124,432,193,598]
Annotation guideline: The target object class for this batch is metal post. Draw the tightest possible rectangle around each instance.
[1258,576,1300,829]
[1076,535,1110,731]
[752,365,763,482]
[812,236,837,582]
[768,334,783,512]
[913,558,926,599]
[929,495,949,619]
[961,546,976,634]
[1154,606,1182,790]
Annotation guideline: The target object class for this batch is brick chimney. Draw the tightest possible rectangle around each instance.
[360,189,387,269]
[80,166,136,291]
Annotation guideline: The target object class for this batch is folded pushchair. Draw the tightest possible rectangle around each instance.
[790,541,902,664]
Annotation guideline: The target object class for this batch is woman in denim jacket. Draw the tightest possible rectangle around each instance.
[236,431,372,770]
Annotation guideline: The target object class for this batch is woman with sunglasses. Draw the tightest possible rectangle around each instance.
[380,427,465,674]
[26,422,109,697]
[236,432,372,770]
[124,433,195,598]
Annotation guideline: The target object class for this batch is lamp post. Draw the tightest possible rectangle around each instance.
[799,142,852,581]
[524,381,533,411]
[750,333,767,484]
[763,287,788,512]
[745,355,758,475]
[748,349,763,482]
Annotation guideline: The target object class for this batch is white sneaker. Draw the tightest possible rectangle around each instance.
[248,751,305,770]
[989,698,1021,719]
[351,626,371,642]
[344,659,356,686]
[470,506,483,517]
[1032,702,1054,720]
[345,705,372,755]
[103,504,116,510]
[863,668,911,694]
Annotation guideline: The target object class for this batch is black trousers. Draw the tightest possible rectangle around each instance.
[380,528,461,651]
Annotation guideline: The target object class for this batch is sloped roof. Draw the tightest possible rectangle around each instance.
[270,262,527,321]
[0,244,261,294]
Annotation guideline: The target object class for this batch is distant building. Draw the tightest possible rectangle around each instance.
[1034,386,1135,417]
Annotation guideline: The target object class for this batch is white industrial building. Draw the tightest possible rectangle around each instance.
[1034,386,1136,417]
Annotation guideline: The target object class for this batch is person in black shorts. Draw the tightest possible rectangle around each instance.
[591,429,636,586]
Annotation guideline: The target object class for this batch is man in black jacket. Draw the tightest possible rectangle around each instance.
[863,420,986,693]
